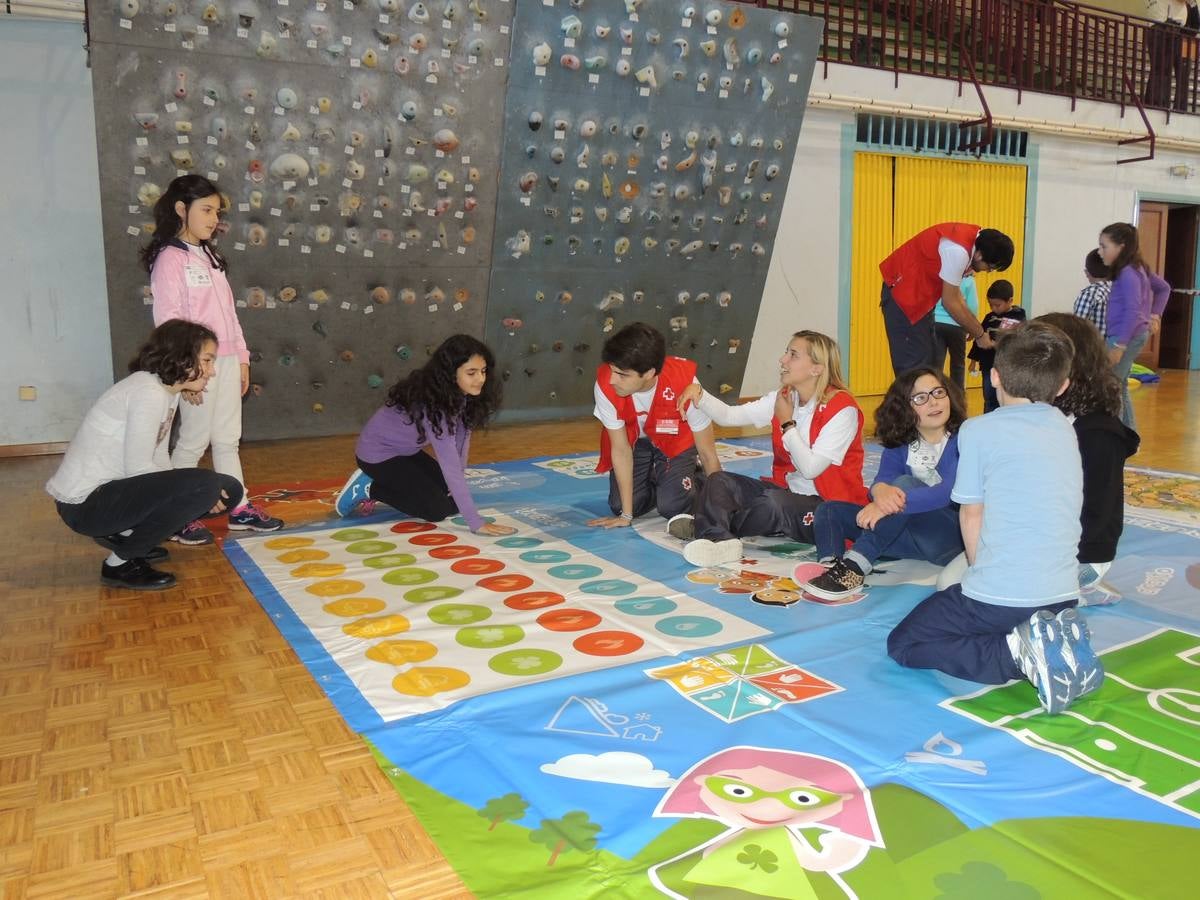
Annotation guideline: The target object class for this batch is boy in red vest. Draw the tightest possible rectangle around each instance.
[879,223,1014,375]
[588,323,721,530]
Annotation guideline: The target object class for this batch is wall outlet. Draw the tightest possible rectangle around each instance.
[18,386,37,401]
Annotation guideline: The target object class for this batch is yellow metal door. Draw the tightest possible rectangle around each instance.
[848,152,896,399]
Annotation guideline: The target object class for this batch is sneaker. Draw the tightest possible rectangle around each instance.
[170,520,214,545]
[335,468,374,517]
[683,538,743,568]
[800,559,865,601]
[1056,608,1105,700]
[666,513,695,541]
[228,503,284,532]
[1010,610,1078,715]
[101,558,176,591]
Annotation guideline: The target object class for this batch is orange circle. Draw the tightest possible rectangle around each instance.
[390,521,437,533]
[305,579,366,597]
[410,533,458,546]
[276,548,330,563]
[477,573,534,592]
[573,630,645,656]
[392,666,470,697]
[265,536,316,549]
[536,609,603,632]
[619,180,640,200]
[504,591,566,611]
[429,544,481,559]
[451,557,505,575]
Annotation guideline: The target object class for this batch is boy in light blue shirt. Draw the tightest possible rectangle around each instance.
[932,276,979,390]
[888,321,1104,714]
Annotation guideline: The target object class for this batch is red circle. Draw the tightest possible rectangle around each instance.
[505,591,566,611]
[536,609,603,632]
[428,544,480,560]
[410,533,458,546]
[390,521,436,533]
[477,573,534,592]
[574,630,645,656]
[451,557,505,575]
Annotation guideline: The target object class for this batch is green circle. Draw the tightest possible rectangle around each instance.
[345,540,399,555]
[457,624,525,649]
[381,567,439,586]
[581,579,638,596]
[428,603,492,625]
[496,536,543,549]
[331,528,379,542]
[363,553,418,569]
[520,549,571,564]
[404,585,464,604]
[488,648,563,677]
[453,514,495,527]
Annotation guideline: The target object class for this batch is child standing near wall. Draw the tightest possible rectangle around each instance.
[1072,249,1112,336]
[141,175,283,543]
[968,279,1025,413]
[931,276,979,390]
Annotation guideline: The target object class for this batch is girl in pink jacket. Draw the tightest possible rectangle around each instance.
[141,175,283,543]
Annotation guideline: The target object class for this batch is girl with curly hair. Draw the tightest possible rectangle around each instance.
[1037,313,1139,594]
[334,334,516,537]
[801,367,967,601]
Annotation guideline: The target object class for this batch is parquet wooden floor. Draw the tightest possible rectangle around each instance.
[1,372,1196,898]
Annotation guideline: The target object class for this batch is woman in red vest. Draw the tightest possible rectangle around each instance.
[878,223,1014,376]
[670,331,870,568]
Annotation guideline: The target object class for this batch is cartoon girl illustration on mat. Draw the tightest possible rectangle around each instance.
[648,746,883,900]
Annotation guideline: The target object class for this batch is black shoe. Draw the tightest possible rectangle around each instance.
[144,546,169,564]
[100,558,176,591]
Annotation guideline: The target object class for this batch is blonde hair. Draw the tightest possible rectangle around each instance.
[792,330,847,402]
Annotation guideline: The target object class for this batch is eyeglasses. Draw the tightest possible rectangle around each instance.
[910,387,949,406]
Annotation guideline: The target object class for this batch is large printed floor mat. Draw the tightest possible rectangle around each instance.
[225,441,1200,898]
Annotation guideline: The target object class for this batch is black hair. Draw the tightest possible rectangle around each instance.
[975,228,1015,271]
[986,279,1015,301]
[601,322,666,375]
[993,321,1074,404]
[386,334,501,441]
[1099,222,1148,280]
[128,319,218,386]
[1084,248,1111,280]
[1035,313,1122,418]
[140,175,228,274]
[873,366,967,448]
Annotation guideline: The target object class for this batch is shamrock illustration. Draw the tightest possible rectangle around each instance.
[736,843,779,873]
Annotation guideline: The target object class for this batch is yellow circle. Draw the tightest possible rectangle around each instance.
[323,597,388,617]
[264,536,316,549]
[366,640,438,665]
[277,548,330,563]
[343,613,411,638]
[290,562,347,579]
[306,579,366,597]
[391,666,470,697]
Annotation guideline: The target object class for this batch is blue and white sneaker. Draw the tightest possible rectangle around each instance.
[1010,610,1076,715]
[228,502,284,532]
[335,468,373,517]
[1056,608,1105,701]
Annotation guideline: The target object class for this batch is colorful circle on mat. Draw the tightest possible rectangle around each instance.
[404,585,464,604]
[306,579,366,597]
[265,536,316,550]
[381,567,439,587]
[428,603,492,625]
[457,624,525,649]
[547,563,603,580]
[655,616,723,638]
[452,514,494,527]
[496,536,542,549]
[409,533,458,547]
[331,528,379,542]
[290,562,347,579]
[451,557,505,576]
[276,548,330,563]
[390,521,436,533]
[362,553,418,569]
[686,567,734,585]
[343,613,411,638]
[489,648,563,677]
[392,666,470,696]
[519,549,571,564]
[615,596,677,616]
[477,573,534,592]
[323,597,387,617]
[428,544,481,560]
[366,639,438,665]
[537,609,603,632]
[581,579,637,596]
[345,539,399,555]
[504,591,566,611]
[574,630,645,656]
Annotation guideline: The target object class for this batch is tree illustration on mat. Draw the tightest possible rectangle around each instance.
[530,811,601,866]
[478,793,530,831]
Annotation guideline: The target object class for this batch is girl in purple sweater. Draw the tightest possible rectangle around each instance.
[1097,222,1170,430]
[334,335,516,537]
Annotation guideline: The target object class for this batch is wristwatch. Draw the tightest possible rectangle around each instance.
[780,420,796,433]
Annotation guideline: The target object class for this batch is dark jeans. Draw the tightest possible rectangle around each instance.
[358,452,457,522]
[814,501,963,569]
[932,322,968,390]
[1143,21,1192,111]
[607,438,703,520]
[56,469,242,559]
[881,282,937,376]
[887,583,1077,684]
[980,365,999,413]
[695,471,821,543]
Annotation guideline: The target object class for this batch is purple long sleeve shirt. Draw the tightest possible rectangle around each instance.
[355,404,483,530]
[1106,265,1170,344]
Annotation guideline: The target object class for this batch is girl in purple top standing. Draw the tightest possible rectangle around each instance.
[1097,222,1170,430]
[334,335,516,537]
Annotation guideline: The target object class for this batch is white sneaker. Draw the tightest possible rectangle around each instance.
[666,514,695,541]
[683,538,743,568]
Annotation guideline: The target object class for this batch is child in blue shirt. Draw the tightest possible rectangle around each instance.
[968,279,1026,413]
[801,367,966,601]
[932,276,979,390]
[888,322,1104,715]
